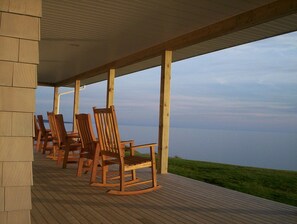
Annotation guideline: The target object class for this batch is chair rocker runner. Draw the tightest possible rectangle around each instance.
[93,106,160,195]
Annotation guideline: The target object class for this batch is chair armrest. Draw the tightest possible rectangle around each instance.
[132,143,157,149]
[121,140,134,145]
[121,140,135,152]
[132,143,157,158]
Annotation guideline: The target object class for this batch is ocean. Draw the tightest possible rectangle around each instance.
[63,123,297,171]
[119,125,297,171]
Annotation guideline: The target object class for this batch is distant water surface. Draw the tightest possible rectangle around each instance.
[62,123,297,171]
[119,125,297,171]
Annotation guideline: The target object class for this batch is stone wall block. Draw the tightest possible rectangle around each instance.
[9,0,42,17]
[0,87,35,112]
[0,61,13,87]
[0,36,19,62]
[0,12,39,40]
[7,210,31,224]
[0,137,33,161]
[13,63,37,88]
[0,0,9,11]
[0,187,4,211]
[19,40,39,64]
[5,186,32,211]
[12,112,33,136]
[0,211,7,224]
[3,162,32,186]
[0,112,12,136]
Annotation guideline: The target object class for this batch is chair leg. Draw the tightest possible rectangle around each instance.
[150,146,157,188]
[62,144,70,169]
[102,162,107,185]
[76,157,84,177]
[54,145,59,160]
[90,143,101,184]
[90,155,99,184]
[151,161,157,188]
[129,142,137,181]
[56,148,63,165]
[36,131,42,152]
[119,164,125,192]
[42,133,48,154]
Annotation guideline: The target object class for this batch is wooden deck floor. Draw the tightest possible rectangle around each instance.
[31,153,297,224]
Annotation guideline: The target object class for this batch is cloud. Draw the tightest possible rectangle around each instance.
[171,94,295,114]
[170,91,297,132]
[172,31,297,85]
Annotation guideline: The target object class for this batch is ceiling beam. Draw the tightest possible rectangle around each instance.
[38,82,55,87]
[55,0,297,87]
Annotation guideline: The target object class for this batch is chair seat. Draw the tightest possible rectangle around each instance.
[60,142,81,151]
[67,132,79,138]
[124,156,152,171]
[70,142,81,148]
[124,156,151,165]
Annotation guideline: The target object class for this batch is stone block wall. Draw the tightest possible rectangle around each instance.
[0,1,41,223]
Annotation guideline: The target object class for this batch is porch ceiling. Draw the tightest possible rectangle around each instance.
[38,0,297,87]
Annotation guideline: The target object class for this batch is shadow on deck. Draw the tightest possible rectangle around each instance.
[31,153,297,224]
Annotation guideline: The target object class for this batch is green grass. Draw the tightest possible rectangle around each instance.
[168,157,297,207]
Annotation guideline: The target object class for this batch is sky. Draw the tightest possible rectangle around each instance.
[36,31,297,133]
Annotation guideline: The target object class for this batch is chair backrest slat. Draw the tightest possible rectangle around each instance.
[93,106,122,158]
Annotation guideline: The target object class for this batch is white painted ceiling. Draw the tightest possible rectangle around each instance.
[38,0,297,86]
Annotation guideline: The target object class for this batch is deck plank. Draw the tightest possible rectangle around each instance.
[31,153,297,224]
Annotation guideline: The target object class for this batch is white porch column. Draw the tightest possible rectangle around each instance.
[158,50,172,174]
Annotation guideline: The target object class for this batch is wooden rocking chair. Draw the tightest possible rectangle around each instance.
[37,115,53,155]
[34,115,42,152]
[46,112,60,160]
[75,113,98,177]
[76,113,136,181]
[93,106,160,195]
[54,114,81,168]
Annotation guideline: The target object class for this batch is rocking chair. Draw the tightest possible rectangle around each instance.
[54,114,81,168]
[75,113,136,182]
[93,106,160,195]
[34,115,41,152]
[46,112,61,160]
[37,114,53,155]
[75,113,98,177]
